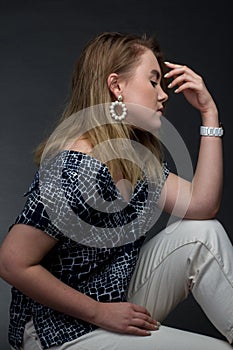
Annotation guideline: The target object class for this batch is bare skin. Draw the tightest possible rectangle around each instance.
[0,50,222,337]
[160,61,222,219]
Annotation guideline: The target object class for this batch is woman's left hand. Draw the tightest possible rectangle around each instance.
[164,61,217,116]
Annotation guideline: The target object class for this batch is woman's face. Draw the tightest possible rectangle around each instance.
[121,49,168,131]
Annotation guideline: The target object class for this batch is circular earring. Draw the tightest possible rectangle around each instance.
[109,95,127,121]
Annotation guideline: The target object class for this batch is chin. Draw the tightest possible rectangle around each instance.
[144,114,162,133]
[131,119,161,134]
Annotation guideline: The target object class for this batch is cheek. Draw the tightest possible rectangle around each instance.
[123,88,140,103]
[123,80,157,108]
[124,88,153,106]
[123,80,146,103]
[125,104,162,132]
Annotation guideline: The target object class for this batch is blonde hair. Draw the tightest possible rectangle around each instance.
[35,32,167,186]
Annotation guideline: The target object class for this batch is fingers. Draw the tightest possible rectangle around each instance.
[127,326,154,336]
[131,303,151,315]
[164,61,191,73]
[131,317,160,330]
[164,61,203,93]
[129,303,161,334]
[133,312,158,326]
[98,302,161,337]
[126,320,161,337]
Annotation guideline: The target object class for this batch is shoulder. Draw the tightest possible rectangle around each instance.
[68,138,93,154]
[40,148,112,194]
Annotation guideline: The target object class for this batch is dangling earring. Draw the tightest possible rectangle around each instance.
[109,95,127,121]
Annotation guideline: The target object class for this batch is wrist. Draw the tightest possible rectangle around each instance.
[201,108,219,127]
[72,296,100,324]
[201,117,220,127]
[86,300,102,325]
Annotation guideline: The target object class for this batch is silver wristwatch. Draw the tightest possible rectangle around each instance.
[200,126,224,137]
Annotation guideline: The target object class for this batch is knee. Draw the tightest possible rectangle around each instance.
[177,219,230,249]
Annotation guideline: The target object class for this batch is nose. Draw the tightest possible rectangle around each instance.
[158,85,168,103]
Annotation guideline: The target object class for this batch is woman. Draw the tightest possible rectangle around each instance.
[0,31,232,350]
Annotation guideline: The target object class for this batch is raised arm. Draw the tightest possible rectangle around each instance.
[159,62,223,219]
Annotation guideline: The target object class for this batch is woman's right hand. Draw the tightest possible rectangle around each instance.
[92,301,160,336]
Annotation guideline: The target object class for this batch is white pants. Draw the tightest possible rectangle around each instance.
[20,219,233,349]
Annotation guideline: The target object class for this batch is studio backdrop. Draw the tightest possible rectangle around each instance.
[0,1,232,349]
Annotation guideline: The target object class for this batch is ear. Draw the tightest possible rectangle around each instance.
[107,73,123,99]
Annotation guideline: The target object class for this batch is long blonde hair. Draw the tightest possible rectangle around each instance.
[35,32,168,186]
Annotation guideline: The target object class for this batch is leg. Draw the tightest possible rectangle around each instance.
[21,320,233,350]
[127,219,233,343]
[21,219,233,349]
[21,320,60,349]
[59,327,233,349]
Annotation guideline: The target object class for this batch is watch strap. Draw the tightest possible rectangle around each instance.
[200,126,224,137]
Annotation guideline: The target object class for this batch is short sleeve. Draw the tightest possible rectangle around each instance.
[12,152,170,247]
[14,171,64,240]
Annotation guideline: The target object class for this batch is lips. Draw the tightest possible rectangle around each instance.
[156,109,163,116]
[157,106,164,113]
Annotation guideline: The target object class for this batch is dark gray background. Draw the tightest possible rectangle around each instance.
[0,1,232,349]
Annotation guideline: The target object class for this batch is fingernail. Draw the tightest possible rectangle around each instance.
[157,321,161,328]
[146,331,151,335]
[168,83,172,88]
[164,61,170,65]
[164,73,169,78]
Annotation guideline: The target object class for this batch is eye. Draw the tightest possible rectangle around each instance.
[150,80,158,88]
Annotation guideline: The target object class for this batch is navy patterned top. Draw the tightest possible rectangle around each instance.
[9,151,169,350]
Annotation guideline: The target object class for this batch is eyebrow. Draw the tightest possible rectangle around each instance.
[150,69,161,80]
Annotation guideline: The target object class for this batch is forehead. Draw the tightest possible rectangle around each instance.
[140,49,160,68]
[137,49,161,75]
[141,49,159,64]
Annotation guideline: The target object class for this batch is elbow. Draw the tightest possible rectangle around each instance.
[197,211,218,220]
[209,205,220,219]
[201,200,221,219]
[185,199,221,220]
[186,182,222,220]
[203,206,220,220]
